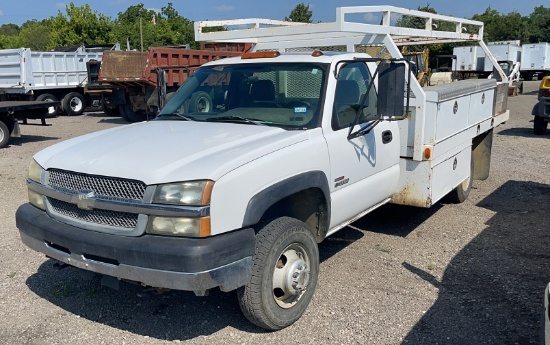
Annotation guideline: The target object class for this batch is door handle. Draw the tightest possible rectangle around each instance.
[382,130,392,144]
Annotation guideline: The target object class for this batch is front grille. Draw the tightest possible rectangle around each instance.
[46,169,146,230]
[49,198,138,228]
[47,169,146,201]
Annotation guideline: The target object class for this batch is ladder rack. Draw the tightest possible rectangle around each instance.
[195,6,485,50]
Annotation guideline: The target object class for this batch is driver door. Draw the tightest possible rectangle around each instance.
[324,61,400,228]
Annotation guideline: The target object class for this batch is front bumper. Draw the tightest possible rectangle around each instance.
[544,283,550,345]
[16,203,255,293]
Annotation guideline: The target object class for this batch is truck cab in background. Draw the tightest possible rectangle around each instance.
[533,76,550,135]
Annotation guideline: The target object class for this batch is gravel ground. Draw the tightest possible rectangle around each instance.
[1,81,549,345]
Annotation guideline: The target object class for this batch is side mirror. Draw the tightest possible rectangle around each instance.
[377,61,406,118]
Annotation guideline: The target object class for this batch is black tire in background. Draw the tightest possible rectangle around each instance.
[189,91,213,113]
[35,93,58,118]
[102,101,120,117]
[534,116,548,135]
[120,102,147,122]
[0,121,10,148]
[61,92,86,116]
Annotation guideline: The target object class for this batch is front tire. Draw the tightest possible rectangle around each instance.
[534,116,548,135]
[237,217,319,330]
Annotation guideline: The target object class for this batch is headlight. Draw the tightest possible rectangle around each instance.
[153,180,214,206]
[146,216,211,237]
[28,190,46,210]
[28,159,44,183]
[28,160,45,209]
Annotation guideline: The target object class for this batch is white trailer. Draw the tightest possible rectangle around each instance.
[521,42,550,80]
[484,40,522,72]
[452,45,489,77]
[16,6,509,330]
[0,48,102,115]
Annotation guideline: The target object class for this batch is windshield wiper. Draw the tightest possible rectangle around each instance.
[157,113,196,121]
[206,116,270,126]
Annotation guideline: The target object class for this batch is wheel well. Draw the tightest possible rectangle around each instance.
[259,188,329,243]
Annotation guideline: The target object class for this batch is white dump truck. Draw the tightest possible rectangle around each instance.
[0,46,116,116]
[15,6,509,330]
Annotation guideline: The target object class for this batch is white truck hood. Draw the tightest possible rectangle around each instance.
[34,121,309,184]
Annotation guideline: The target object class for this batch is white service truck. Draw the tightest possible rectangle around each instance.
[0,46,111,116]
[15,6,510,330]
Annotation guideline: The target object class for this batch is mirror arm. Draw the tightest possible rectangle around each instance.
[347,66,381,139]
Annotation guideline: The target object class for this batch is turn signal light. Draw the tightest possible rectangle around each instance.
[423,147,432,160]
[241,51,280,59]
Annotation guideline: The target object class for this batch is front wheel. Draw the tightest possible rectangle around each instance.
[237,217,319,330]
[534,116,548,135]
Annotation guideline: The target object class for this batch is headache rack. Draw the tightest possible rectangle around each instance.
[194,6,508,161]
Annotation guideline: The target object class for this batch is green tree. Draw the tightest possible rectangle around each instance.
[472,8,529,43]
[528,6,550,43]
[49,2,115,49]
[0,24,20,37]
[17,20,52,50]
[285,3,312,23]
[113,3,194,51]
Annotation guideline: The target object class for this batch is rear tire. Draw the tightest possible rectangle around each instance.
[0,121,9,148]
[102,101,120,117]
[237,217,319,330]
[534,116,548,135]
[189,91,213,113]
[35,93,58,117]
[61,92,86,116]
[447,152,474,203]
[120,102,147,123]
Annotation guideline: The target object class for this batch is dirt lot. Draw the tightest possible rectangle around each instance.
[0,81,549,345]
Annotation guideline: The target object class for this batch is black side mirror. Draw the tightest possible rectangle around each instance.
[377,62,406,118]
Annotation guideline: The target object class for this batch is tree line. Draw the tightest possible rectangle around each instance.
[0,2,548,52]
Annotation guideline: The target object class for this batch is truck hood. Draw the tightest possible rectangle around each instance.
[35,121,309,184]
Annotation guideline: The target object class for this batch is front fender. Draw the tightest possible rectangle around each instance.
[242,171,330,227]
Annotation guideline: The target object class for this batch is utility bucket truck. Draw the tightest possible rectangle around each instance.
[15,6,509,330]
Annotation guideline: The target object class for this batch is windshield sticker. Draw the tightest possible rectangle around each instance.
[293,106,308,114]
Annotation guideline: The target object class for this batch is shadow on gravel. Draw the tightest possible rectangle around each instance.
[26,262,265,340]
[350,203,444,238]
[24,224,363,340]
[402,180,550,345]
[8,135,60,146]
[497,126,544,138]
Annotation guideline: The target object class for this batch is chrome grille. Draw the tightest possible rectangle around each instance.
[49,198,138,228]
[47,169,146,201]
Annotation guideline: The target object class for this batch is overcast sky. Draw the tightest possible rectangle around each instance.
[0,0,546,26]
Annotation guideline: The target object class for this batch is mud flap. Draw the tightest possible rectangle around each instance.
[472,129,493,181]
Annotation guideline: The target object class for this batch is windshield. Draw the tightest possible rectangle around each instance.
[157,62,327,129]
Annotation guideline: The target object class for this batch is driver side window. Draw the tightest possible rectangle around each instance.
[332,62,377,130]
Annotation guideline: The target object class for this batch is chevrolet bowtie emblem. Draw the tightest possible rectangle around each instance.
[71,191,96,211]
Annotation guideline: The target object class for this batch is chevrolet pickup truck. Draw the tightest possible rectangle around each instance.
[15,6,510,330]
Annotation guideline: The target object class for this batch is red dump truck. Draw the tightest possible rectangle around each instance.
[85,44,250,122]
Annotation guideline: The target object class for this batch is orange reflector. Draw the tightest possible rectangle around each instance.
[241,51,280,59]
[311,50,324,57]
[424,147,432,160]
[200,216,211,237]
